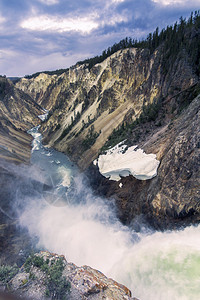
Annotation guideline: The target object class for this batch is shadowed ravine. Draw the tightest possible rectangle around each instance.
[13,127,200,300]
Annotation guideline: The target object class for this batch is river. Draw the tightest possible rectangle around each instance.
[18,126,200,300]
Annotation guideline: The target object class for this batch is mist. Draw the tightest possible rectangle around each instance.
[1,127,200,300]
[18,169,200,300]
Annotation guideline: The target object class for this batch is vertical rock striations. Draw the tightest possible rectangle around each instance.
[16,47,198,169]
[16,34,200,227]
[0,76,43,164]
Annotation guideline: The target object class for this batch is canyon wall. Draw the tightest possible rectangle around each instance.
[0,76,43,164]
[16,45,200,227]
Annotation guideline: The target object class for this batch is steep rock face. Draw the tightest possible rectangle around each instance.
[4,252,137,300]
[16,73,58,109]
[88,94,200,228]
[0,77,42,131]
[146,95,200,226]
[0,76,43,164]
[0,124,33,164]
[16,47,198,169]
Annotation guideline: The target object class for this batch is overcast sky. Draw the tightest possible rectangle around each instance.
[0,0,199,77]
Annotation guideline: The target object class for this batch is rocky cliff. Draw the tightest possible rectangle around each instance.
[87,92,200,229]
[0,76,43,164]
[0,252,137,300]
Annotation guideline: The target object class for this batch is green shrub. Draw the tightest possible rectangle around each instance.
[56,111,81,142]
[24,255,71,299]
[29,272,36,280]
[45,258,71,300]
[24,256,32,272]
[0,264,19,284]
[82,125,100,151]
[101,100,162,151]
[24,255,47,272]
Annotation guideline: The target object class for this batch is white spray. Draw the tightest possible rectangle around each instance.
[19,127,200,300]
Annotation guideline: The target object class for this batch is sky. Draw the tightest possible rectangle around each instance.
[0,0,199,77]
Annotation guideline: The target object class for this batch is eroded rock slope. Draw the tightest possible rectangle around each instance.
[88,93,200,228]
[0,76,43,164]
[16,45,200,228]
[17,47,198,169]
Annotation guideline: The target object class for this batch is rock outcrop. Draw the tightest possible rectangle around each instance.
[2,252,137,300]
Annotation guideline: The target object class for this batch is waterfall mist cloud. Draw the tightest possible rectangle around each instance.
[19,191,134,274]
[1,126,200,300]
[16,165,200,300]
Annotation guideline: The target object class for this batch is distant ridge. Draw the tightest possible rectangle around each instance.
[8,77,21,83]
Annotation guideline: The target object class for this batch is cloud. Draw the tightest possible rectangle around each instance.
[1,0,200,76]
[0,49,16,60]
[20,7,130,35]
[0,47,93,77]
[152,0,200,6]
[152,0,183,4]
[105,14,129,25]
[111,0,126,3]
[0,15,6,23]
[20,15,99,34]
[100,10,129,27]
[38,0,59,5]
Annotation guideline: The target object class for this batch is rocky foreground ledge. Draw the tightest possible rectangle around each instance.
[0,252,138,300]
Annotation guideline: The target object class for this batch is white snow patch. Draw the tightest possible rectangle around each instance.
[96,142,160,181]
[119,183,123,188]
[38,112,49,121]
